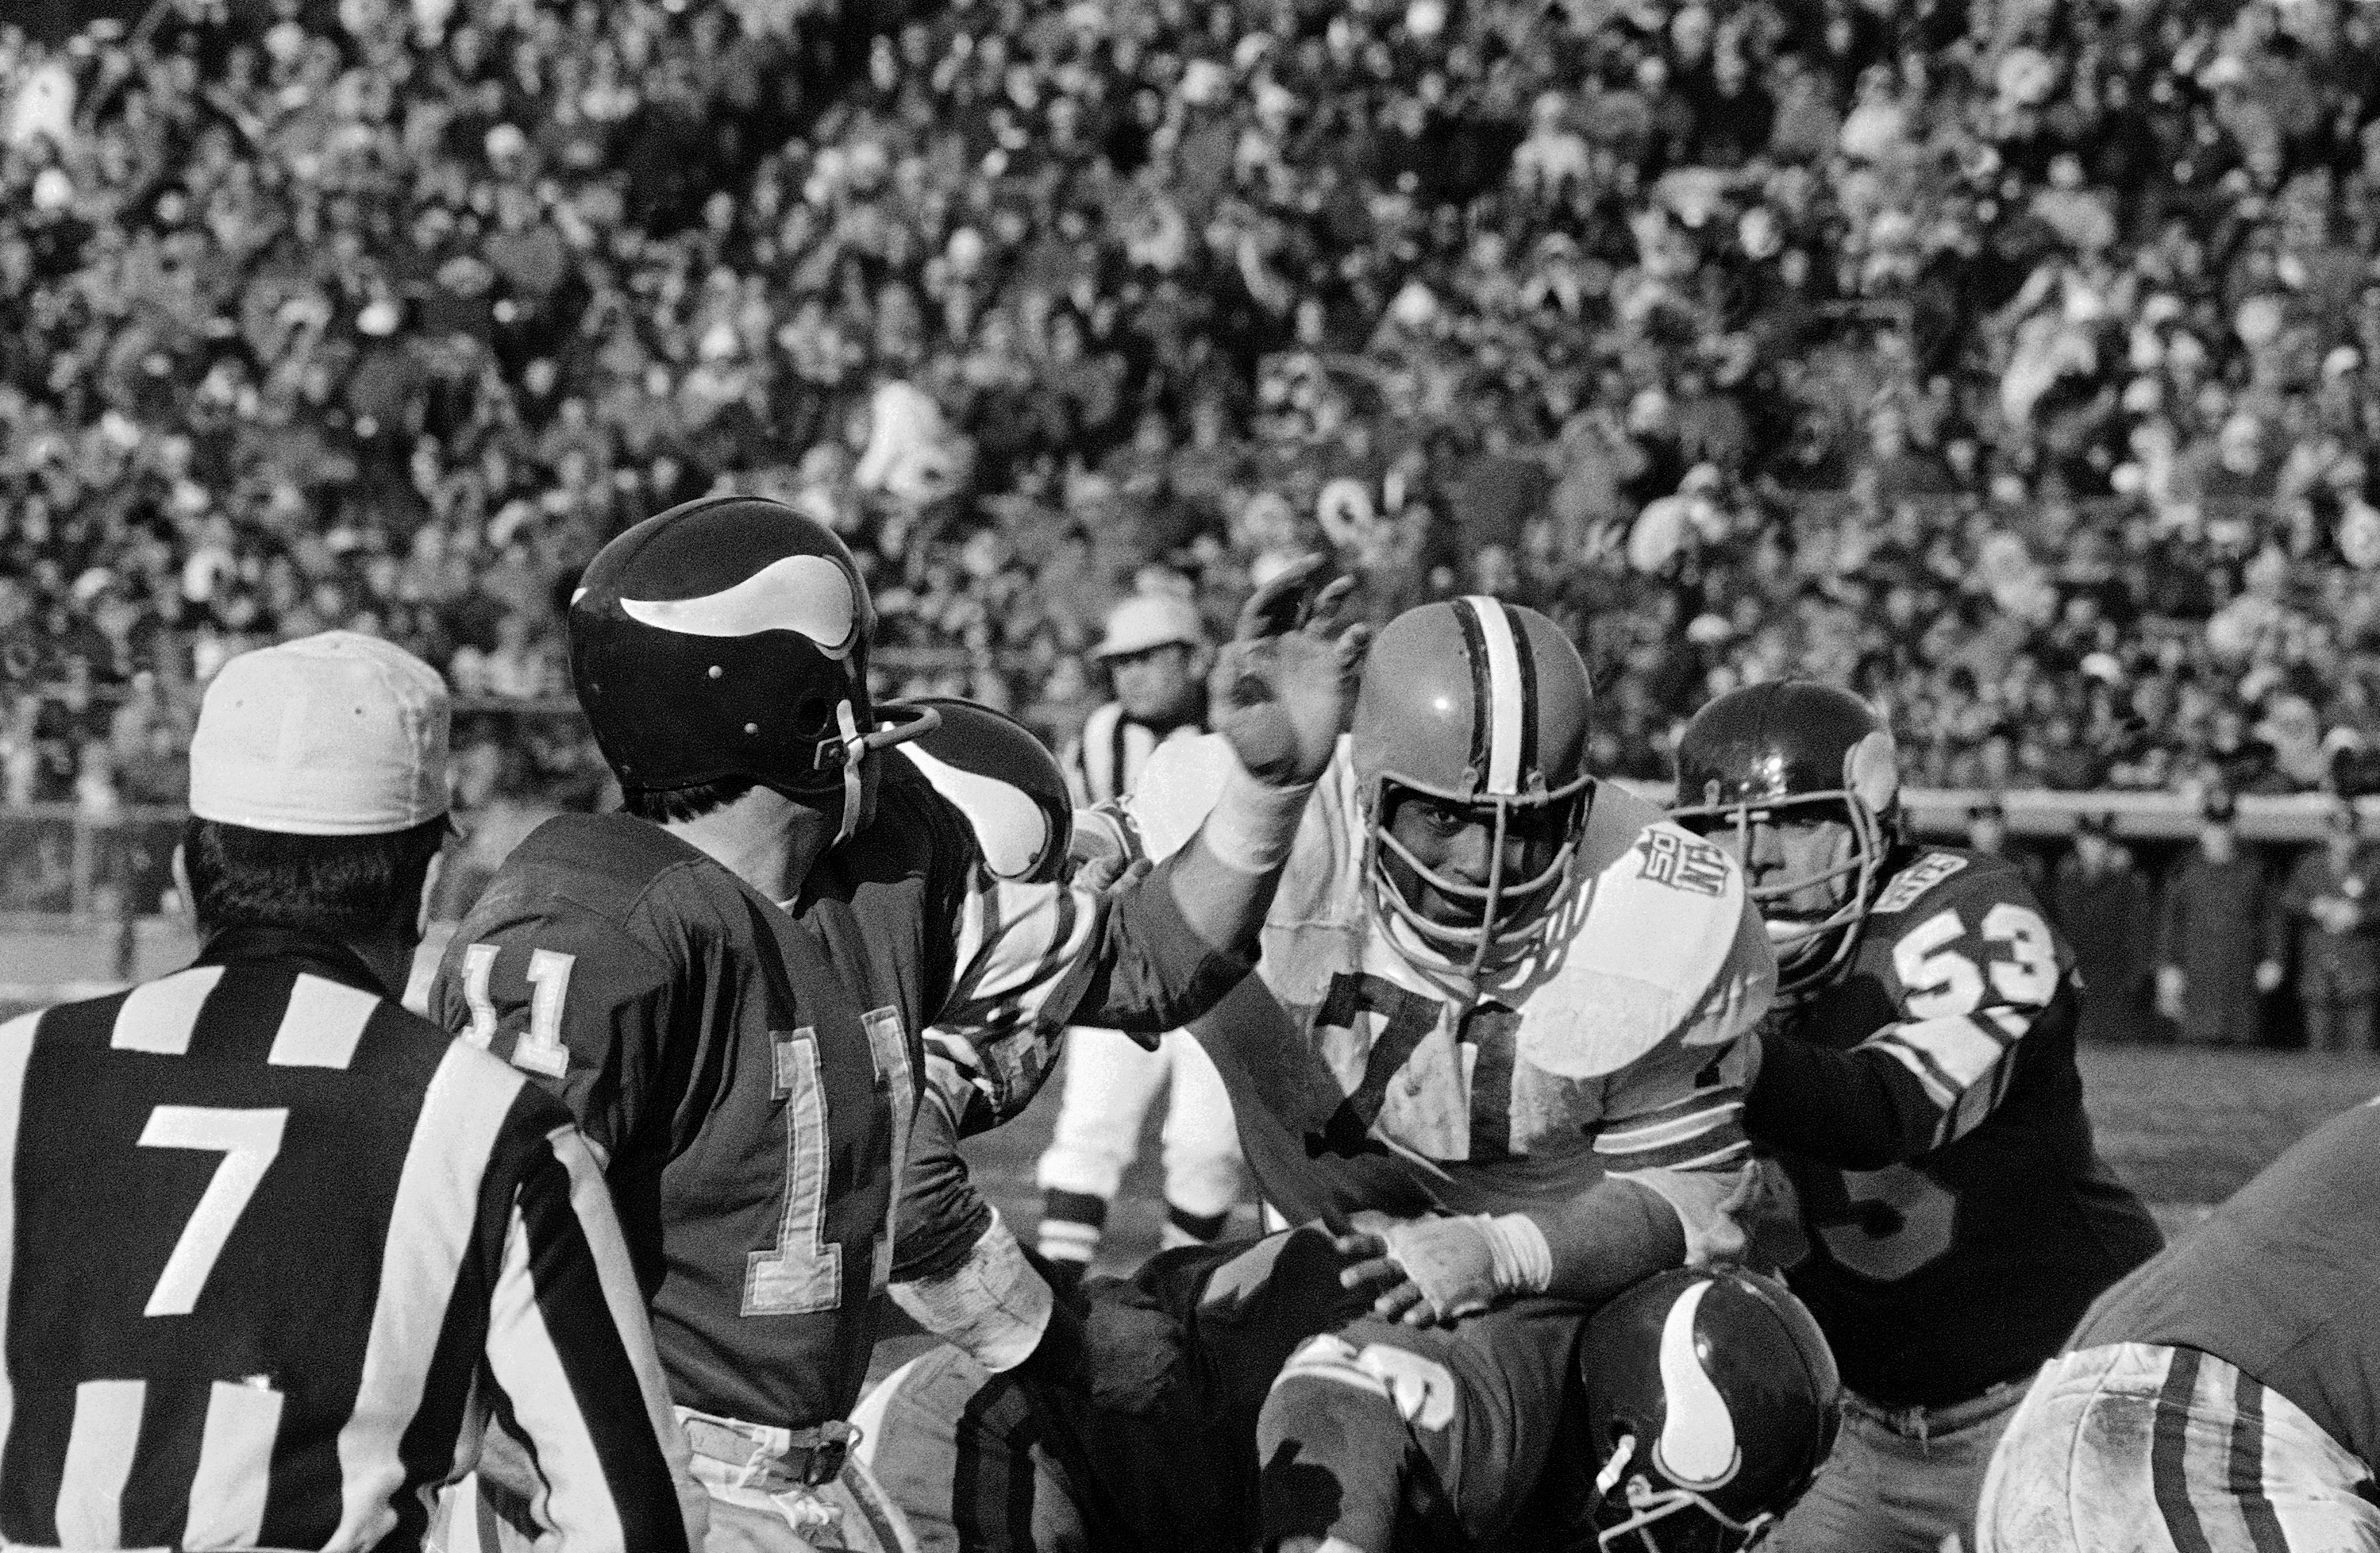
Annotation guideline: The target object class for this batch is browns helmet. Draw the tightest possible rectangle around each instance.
[1350,596,1595,977]
[1669,681,1901,997]
[568,495,937,842]
[901,696,1072,883]
[1578,1266,1842,1553]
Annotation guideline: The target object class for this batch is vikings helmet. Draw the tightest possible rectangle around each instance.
[1350,596,1595,977]
[902,696,1073,884]
[1669,681,1901,998]
[1580,1266,1842,1553]
[568,495,938,842]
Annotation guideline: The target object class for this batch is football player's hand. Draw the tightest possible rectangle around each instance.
[1334,1212,1498,1326]
[2256,959,2286,993]
[1210,555,1370,788]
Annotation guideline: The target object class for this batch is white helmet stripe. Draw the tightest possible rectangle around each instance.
[1652,1280,1743,1489]
[618,553,857,656]
[1462,595,1526,796]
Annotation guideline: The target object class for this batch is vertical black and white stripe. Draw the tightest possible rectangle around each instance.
[1064,702,1203,808]
[0,963,698,1553]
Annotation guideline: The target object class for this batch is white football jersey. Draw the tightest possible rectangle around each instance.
[1125,734,1775,1247]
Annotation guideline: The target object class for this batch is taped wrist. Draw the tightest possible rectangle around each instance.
[887,1211,1053,1373]
[1201,764,1314,874]
[1480,1212,1554,1296]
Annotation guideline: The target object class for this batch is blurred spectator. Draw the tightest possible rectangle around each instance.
[2155,792,2272,1047]
[2265,803,2380,1053]
[2051,813,2159,1044]
[12,0,2380,827]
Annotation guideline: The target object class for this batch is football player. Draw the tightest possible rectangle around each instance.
[428,495,1363,1551]
[1669,680,2163,1553]
[1977,1096,2380,1553]
[855,1230,1841,1553]
[1115,595,1776,1330]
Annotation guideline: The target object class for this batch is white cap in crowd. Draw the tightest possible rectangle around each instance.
[1092,593,1207,660]
[188,631,452,836]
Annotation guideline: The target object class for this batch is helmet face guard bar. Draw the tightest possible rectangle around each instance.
[1669,786,1886,998]
[804,698,942,845]
[1365,768,1594,979]
[1580,1435,1781,1553]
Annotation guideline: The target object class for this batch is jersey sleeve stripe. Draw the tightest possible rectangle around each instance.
[1603,1135,1750,1173]
[0,1012,36,1465]
[53,1378,144,1548]
[183,1379,283,1547]
[331,1044,524,1551]
[1874,1015,2006,1092]
[110,967,224,1054]
[1870,1037,1960,1112]
[1593,1092,1746,1154]
[266,974,379,1069]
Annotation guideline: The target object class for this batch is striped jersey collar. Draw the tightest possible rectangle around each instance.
[192,925,393,1000]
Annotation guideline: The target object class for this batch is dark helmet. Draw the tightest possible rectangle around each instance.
[1669,681,1901,997]
[1350,596,1596,977]
[1580,1266,1842,1553]
[902,696,1073,884]
[569,495,937,842]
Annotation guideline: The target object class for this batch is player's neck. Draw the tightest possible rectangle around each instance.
[663,787,836,905]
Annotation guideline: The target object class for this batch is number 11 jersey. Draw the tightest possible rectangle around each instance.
[1745,845,2163,1408]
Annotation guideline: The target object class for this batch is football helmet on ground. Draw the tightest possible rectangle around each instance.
[1349,596,1596,978]
[1669,680,1901,998]
[902,696,1072,883]
[568,495,938,842]
[1579,1266,1842,1553]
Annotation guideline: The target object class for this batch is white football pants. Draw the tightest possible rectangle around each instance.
[1034,1028,1242,1264]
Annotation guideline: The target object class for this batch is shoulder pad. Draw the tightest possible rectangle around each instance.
[1871,850,1974,915]
[510,811,708,896]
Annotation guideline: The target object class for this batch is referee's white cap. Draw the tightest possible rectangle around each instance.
[189,630,452,836]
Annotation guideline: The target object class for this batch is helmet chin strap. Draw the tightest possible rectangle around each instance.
[834,699,867,846]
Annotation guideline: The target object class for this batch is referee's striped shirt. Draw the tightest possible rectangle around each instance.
[1062,703,1203,808]
[0,928,703,1552]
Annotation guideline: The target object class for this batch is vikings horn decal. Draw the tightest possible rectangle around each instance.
[902,742,1054,881]
[1846,728,1901,811]
[1650,1281,1743,1489]
[618,553,859,655]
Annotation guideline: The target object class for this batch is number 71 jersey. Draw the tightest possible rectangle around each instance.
[1124,736,1774,1236]
[1758,845,2162,1408]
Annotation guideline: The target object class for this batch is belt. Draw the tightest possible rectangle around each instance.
[678,1409,857,1489]
[1849,1378,2024,1443]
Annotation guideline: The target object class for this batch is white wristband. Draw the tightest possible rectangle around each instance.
[1199,764,1315,875]
[1481,1212,1554,1296]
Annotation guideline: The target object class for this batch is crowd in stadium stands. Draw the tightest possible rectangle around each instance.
[9,0,2380,825]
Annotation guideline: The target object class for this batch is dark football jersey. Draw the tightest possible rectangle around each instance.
[1744,846,2162,1408]
[961,1228,1587,1553]
[2072,1098,2380,1470]
[432,756,1242,1432]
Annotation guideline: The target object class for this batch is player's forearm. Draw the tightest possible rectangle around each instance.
[1743,1028,1937,1170]
[1528,1176,1690,1303]
[1073,769,1313,1033]
[1166,763,1313,951]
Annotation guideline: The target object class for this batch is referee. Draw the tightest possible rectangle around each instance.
[0,632,703,1552]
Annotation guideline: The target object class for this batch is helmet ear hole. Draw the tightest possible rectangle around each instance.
[792,695,835,738]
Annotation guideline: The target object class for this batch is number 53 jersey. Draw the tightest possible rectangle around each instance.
[1123,735,1775,1250]
[1743,846,2163,1408]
